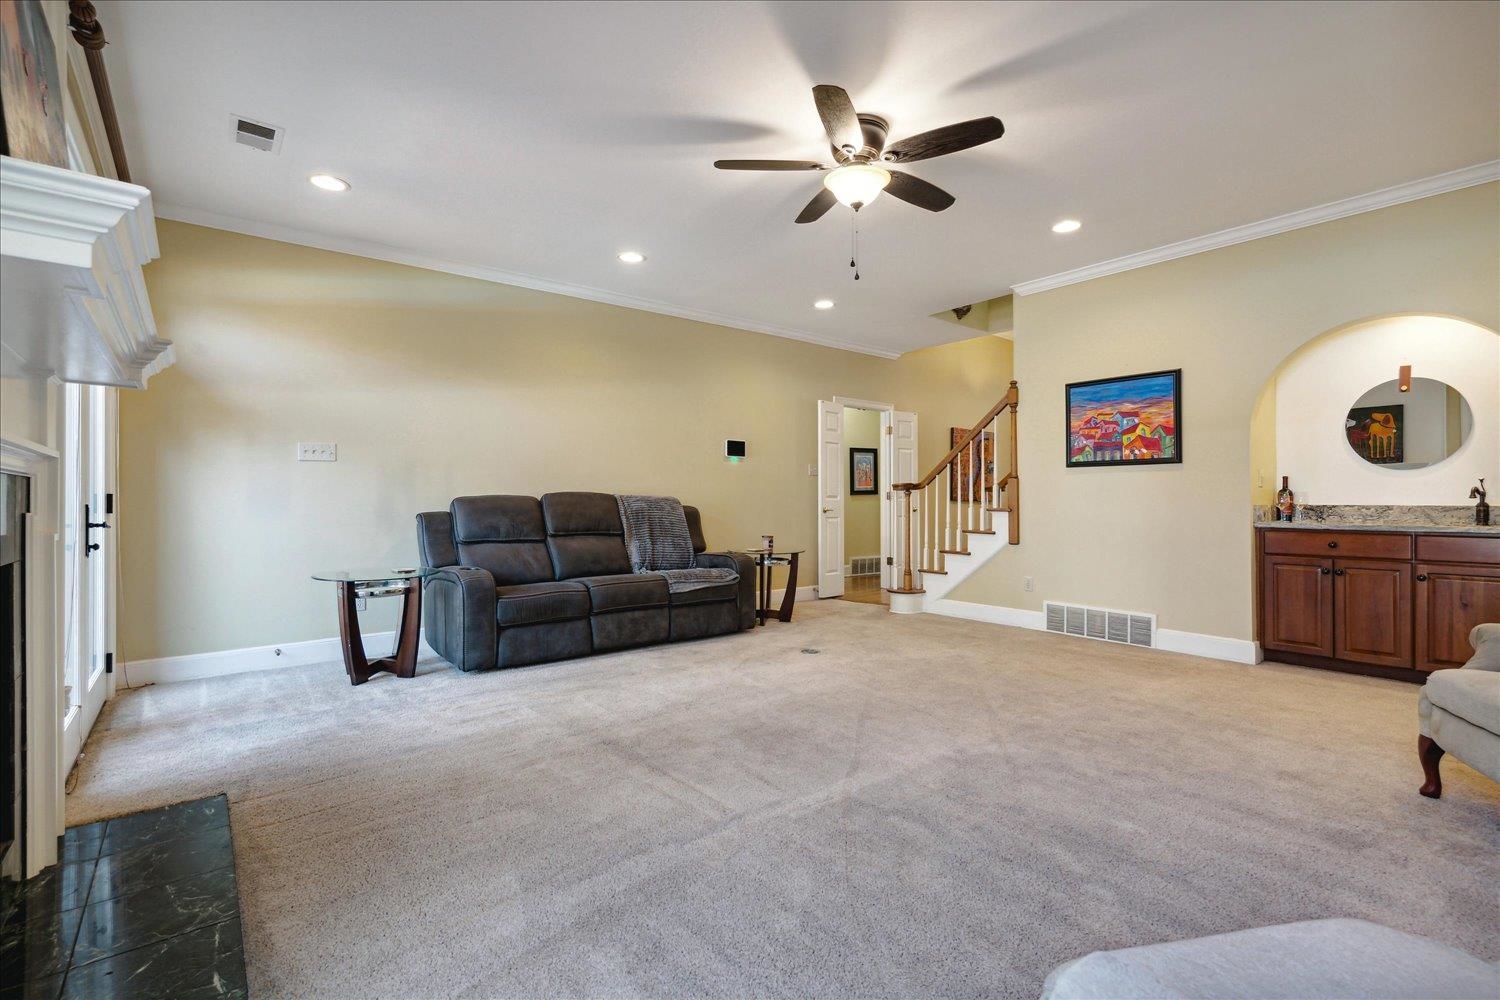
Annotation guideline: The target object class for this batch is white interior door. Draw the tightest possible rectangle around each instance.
[887,411,918,590]
[816,400,844,598]
[62,384,114,768]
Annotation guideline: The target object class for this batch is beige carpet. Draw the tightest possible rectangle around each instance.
[71,601,1499,999]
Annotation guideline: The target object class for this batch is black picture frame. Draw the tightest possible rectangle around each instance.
[849,447,879,495]
[1064,368,1183,468]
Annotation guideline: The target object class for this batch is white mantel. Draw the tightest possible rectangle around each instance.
[1,155,173,388]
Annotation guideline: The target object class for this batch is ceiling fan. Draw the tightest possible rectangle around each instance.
[714,84,1005,224]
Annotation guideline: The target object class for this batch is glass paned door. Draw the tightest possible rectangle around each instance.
[62,385,115,769]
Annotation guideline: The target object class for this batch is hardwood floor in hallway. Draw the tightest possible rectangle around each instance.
[839,574,887,606]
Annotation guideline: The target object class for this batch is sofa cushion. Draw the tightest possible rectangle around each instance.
[683,505,708,554]
[495,580,590,627]
[1424,668,1500,735]
[576,573,668,613]
[668,580,740,606]
[542,492,634,579]
[451,495,554,586]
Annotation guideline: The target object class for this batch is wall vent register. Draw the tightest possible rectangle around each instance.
[1045,601,1155,648]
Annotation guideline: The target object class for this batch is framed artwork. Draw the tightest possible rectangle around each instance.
[849,447,878,495]
[1066,369,1182,468]
[1345,404,1403,464]
[1,0,69,167]
[949,427,995,501]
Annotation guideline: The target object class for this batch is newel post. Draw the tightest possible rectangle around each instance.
[901,487,915,592]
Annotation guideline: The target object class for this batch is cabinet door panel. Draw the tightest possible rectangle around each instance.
[1262,555,1333,657]
[1334,559,1412,668]
[1416,563,1500,671]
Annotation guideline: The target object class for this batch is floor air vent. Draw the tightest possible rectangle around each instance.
[233,116,283,153]
[1044,601,1155,648]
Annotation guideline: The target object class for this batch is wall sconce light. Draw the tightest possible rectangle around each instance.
[1398,365,1412,392]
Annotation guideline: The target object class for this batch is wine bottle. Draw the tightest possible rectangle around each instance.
[1276,476,1295,522]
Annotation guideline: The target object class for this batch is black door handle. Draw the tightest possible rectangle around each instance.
[1327,540,1338,549]
[1334,568,1345,576]
[1320,567,1331,575]
[1417,574,1428,582]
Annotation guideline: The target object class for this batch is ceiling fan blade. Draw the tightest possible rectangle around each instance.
[812,84,863,155]
[885,171,956,212]
[714,159,827,171]
[884,117,1005,163]
[795,188,837,224]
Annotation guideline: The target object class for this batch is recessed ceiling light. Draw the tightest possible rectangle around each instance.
[309,173,350,192]
[814,299,835,310]
[1051,219,1082,234]
[617,250,646,264]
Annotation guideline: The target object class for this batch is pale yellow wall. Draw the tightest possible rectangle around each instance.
[950,182,1500,642]
[841,407,882,564]
[1248,378,1276,507]
[121,222,1013,661]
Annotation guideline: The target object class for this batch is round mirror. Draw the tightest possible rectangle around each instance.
[1344,377,1473,469]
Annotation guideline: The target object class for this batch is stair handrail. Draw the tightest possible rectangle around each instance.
[892,380,1018,492]
[890,380,1019,595]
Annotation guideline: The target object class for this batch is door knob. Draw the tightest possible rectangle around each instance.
[1334,569,1345,576]
[1327,540,1338,549]
[1320,567,1331,575]
[1417,574,1428,582]
[822,507,833,513]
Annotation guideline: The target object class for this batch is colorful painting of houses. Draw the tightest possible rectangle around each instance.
[1066,370,1181,467]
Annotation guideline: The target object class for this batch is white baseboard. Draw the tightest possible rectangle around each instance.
[123,631,434,688]
[126,588,823,687]
[924,599,1259,665]
[926,599,1047,630]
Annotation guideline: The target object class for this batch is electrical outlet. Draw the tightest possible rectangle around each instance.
[1023,576,1034,592]
[807,464,817,477]
[297,442,337,462]
[355,597,367,612]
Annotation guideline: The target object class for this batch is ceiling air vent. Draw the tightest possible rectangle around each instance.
[1044,601,1155,649]
[232,116,283,153]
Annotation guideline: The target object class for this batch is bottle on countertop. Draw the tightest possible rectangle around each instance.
[1276,476,1295,522]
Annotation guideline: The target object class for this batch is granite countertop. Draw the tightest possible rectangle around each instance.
[1252,504,1499,536]
[1253,520,1500,536]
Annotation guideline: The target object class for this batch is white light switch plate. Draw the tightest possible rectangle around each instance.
[297,442,337,462]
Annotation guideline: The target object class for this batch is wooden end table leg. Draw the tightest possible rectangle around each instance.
[337,581,372,686]
[776,552,799,622]
[757,556,770,625]
[389,580,423,678]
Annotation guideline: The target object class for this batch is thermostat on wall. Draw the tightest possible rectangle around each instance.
[725,439,747,463]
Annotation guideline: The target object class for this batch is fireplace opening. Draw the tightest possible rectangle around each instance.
[1,472,30,884]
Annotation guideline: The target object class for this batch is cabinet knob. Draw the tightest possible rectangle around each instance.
[1334,568,1345,576]
[1417,574,1428,582]
[1320,567,1331,575]
[1327,540,1338,549]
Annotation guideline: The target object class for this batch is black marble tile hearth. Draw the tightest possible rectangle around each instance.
[0,795,244,999]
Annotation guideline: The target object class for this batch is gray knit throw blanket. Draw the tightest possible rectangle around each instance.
[616,494,738,593]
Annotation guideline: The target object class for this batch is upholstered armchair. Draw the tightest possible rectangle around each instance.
[1418,623,1500,797]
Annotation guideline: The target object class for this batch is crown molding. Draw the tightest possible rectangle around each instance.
[153,204,904,359]
[1011,161,1500,297]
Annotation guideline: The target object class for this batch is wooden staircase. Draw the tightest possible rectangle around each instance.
[888,381,1018,610]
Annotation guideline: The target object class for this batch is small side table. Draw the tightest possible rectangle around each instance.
[739,549,803,625]
[311,568,435,685]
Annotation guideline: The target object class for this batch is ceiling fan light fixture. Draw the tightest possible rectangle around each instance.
[824,164,891,208]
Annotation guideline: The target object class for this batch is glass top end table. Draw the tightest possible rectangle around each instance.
[736,549,804,625]
[311,568,436,685]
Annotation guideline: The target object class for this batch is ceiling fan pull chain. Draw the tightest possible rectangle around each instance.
[851,209,861,281]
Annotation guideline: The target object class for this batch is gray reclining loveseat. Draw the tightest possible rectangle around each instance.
[415,492,756,671]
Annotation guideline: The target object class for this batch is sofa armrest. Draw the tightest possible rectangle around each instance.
[423,567,497,672]
[696,551,757,630]
[1465,623,1500,671]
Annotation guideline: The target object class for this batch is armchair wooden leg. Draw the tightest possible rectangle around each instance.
[1418,734,1444,799]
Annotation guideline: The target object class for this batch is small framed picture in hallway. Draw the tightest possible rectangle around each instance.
[849,448,878,495]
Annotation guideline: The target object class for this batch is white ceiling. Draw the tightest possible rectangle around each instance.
[105,1,1499,356]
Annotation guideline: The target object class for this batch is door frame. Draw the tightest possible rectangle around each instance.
[828,396,897,593]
